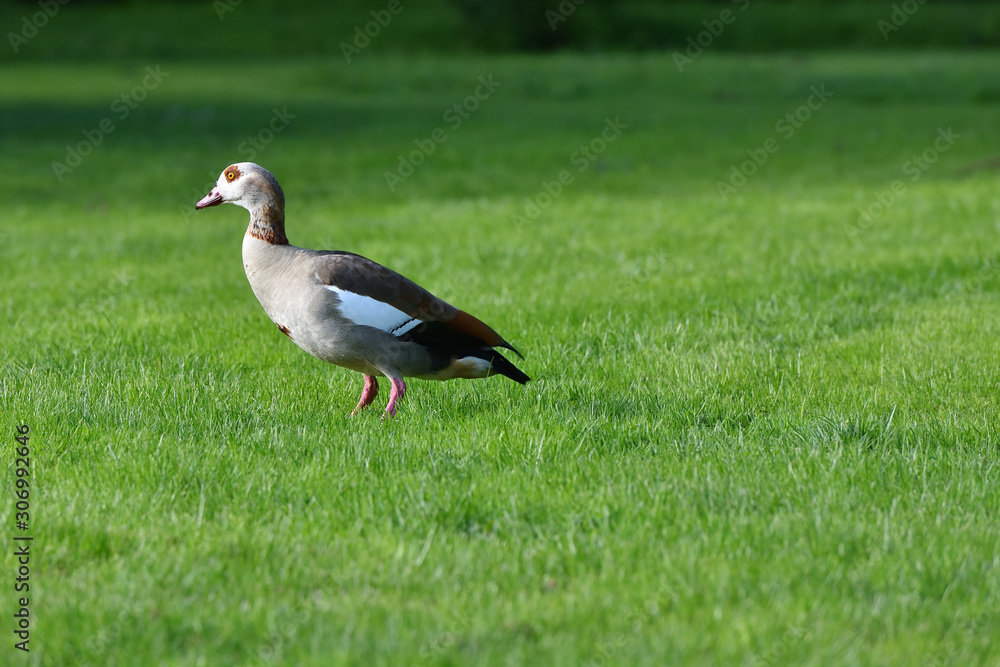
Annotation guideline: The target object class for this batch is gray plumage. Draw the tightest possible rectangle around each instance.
[196,162,528,417]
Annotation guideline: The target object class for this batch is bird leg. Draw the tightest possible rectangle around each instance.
[383,377,407,419]
[351,374,379,416]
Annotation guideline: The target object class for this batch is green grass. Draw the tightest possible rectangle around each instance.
[2,48,1000,666]
[2,0,1000,58]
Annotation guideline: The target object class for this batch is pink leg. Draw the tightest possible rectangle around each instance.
[383,377,407,419]
[351,374,379,416]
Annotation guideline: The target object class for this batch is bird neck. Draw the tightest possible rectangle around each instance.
[247,203,288,246]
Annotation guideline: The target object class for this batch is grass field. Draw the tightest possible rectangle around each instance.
[3,46,1000,665]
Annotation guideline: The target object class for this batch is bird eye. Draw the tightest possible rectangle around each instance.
[225,171,236,181]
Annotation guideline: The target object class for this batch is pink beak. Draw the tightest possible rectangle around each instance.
[196,186,223,209]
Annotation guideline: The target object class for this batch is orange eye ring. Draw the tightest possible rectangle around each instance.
[225,171,236,181]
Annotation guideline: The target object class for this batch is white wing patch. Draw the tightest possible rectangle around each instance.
[325,285,422,337]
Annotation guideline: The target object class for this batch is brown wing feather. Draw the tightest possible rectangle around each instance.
[449,310,523,358]
[313,251,457,322]
[314,251,523,356]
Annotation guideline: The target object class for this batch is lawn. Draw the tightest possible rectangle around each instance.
[2,43,1000,666]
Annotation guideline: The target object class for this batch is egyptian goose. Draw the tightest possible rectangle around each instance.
[195,162,529,418]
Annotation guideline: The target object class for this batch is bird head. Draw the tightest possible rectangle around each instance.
[196,162,285,213]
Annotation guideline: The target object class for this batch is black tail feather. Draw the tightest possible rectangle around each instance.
[484,348,530,384]
[402,320,529,383]
[501,341,525,360]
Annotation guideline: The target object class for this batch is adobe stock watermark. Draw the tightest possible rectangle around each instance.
[923,598,1000,667]
[620,252,669,298]
[51,65,170,182]
[340,0,413,63]
[878,0,927,41]
[178,106,296,222]
[71,605,144,666]
[418,613,474,661]
[384,75,502,192]
[511,116,627,226]
[7,0,70,54]
[846,127,959,241]
[213,0,242,21]
[716,84,833,201]
[748,623,809,666]
[244,603,318,667]
[546,0,586,30]
[236,106,296,161]
[950,254,1000,298]
[673,0,750,73]
[580,581,672,667]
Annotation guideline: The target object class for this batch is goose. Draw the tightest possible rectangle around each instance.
[195,162,529,418]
